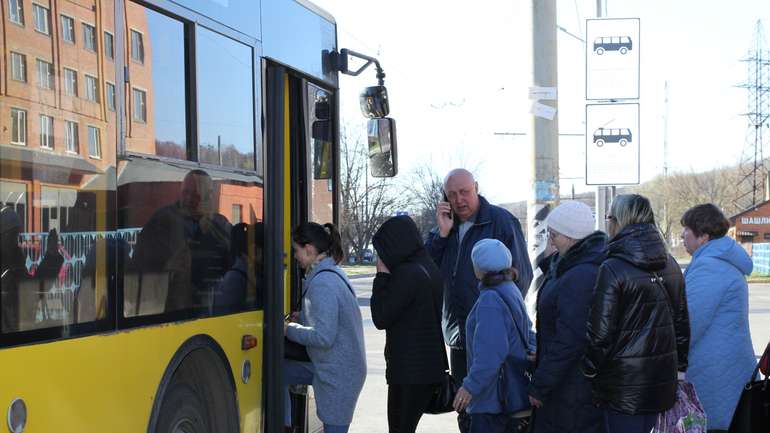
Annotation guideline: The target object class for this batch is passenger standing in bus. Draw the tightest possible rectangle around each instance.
[528,201,604,433]
[133,169,231,312]
[452,239,533,433]
[284,222,366,433]
[680,204,755,433]
[1,206,64,331]
[425,168,531,433]
[582,194,689,433]
[370,215,446,433]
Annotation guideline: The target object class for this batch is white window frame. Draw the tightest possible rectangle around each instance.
[82,22,96,52]
[132,87,147,123]
[10,108,27,146]
[10,51,26,82]
[36,58,54,90]
[87,125,101,159]
[32,3,50,35]
[106,81,116,111]
[130,29,144,64]
[60,14,75,44]
[63,67,78,96]
[65,120,79,154]
[85,74,99,102]
[9,0,24,26]
[103,31,114,59]
[39,114,54,149]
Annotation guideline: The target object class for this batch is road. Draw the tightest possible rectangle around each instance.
[347,277,770,433]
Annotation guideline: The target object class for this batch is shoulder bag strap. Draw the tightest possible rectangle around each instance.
[312,269,356,297]
[415,262,450,371]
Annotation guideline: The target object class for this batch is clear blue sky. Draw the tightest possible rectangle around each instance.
[314,0,770,203]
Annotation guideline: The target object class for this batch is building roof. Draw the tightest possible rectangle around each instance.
[729,199,770,223]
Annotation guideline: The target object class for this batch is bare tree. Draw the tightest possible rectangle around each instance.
[401,163,444,238]
[340,126,403,262]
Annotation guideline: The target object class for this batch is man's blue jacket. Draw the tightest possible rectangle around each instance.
[425,195,531,349]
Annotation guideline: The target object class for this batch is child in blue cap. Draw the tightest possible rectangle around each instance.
[452,238,534,433]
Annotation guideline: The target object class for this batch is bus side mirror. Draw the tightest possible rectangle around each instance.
[368,118,397,177]
[359,86,389,118]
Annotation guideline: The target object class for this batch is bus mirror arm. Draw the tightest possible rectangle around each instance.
[330,48,386,86]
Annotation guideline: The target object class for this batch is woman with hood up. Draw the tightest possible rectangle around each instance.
[371,215,447,433]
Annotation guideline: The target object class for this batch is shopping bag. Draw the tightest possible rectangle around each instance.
[728,346,770,433]
[652,381,707,433]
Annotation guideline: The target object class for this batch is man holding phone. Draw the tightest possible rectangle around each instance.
[425,168,531,433]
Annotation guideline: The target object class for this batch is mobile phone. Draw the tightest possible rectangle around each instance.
[442,192,454,220]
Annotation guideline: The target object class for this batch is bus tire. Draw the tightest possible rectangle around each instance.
[620,47,628,55]
[155,383,210,433]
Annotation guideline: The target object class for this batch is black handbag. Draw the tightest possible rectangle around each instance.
[284,337,310,362]
[728,343,770,433]
[424,370,459,414]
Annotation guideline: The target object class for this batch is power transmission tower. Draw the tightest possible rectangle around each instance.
[736,21,770,211]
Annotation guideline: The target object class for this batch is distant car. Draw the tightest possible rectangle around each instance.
[362,249,374,262]
[593,36,632,55]
[593,127,632,147]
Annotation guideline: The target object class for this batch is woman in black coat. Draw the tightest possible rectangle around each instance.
[371,215,446,433]
[582,194,690,433]
[528,201,605,433]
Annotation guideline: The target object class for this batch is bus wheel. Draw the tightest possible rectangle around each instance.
[156,383,210,433]
[619,139,628,146]
[595,47,605,55]
[595,139,605,147]
[620,47,628,55]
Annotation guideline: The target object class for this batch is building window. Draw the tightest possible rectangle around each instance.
[232,204,242,224]
[10,52,26,82]
[130,30,144,63]
[65,121,78,153]
[9,0,24,25]
[63,68,77,96]
[10,108,27,145]
[40,115,54,149]
[61,15,75,43]
[104,31,114,59]
[106,82,116,111]
[32,4,50,35]
[82,23,96,51]
[132,88,147,122]
[36,59,54,90]
[85,75,99,102]
[87,126,101,158]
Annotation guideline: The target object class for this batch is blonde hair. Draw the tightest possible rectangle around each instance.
[610,194,655,232]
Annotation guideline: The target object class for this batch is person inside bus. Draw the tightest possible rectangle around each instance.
[1,206,64,331]
[133,169,231,313]
[284,222,366,433]
[213,222,265,313]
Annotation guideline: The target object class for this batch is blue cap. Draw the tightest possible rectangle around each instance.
[471,238,512,273]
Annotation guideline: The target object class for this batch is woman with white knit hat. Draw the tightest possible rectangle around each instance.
[529,201,606,433]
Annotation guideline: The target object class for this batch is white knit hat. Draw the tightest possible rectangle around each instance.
[546,201,595,240]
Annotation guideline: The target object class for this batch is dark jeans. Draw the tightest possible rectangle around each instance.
[387,383,436,433]
[603,410,657,433]
[469,413,511,433]
[451,348,471,433]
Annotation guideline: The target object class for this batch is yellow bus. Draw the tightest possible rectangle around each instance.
[0,1,395,432]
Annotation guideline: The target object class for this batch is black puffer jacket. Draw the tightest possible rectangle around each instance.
[371,216,447,385]
[582,223,690,414]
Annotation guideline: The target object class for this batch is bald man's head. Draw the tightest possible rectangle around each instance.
[443,168,479,222]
